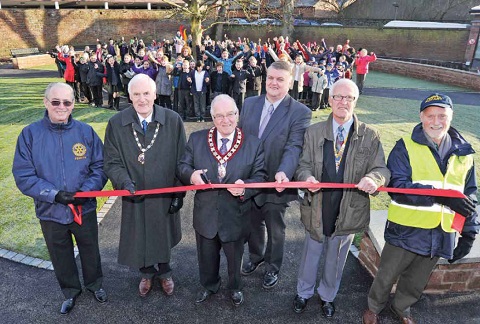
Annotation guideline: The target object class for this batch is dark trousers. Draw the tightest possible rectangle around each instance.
[40,210,103,299]
[81,82,92,103]
[192,91,207,120]
[196,232,243,292]
[311,92,322,110]
[291,81,300,100]
[321,88,330,108]
[139,263,172,280]
[246,89,260,99]
[232,92,245,112]
[157,95,172,109]
[246,202,287,273]
[90,85,103,107]
[173,88,179,112]
[66,81,80,101]
[356,73,366,93]
[177,89,192,119]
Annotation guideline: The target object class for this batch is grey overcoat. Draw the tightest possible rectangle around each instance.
[104,105,186,268]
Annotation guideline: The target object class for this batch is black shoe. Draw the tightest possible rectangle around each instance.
[231,290,244,307]
[93,288,108,303]
[321,300,335,318]
[293,294,309,313]
[241,259,264,276]
[195,289,214,304]
[60,296,76,315]
[262,271,279,289]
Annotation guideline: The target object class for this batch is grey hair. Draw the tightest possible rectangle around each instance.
[210,94,238,116]
[44,82,74,101]
[330,78,359,101]
[128,73,156,94]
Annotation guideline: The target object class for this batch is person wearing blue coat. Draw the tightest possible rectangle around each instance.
[12,83,108,315]
[363,93,479,324]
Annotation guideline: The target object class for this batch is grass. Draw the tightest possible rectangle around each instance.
[0,75,116,260]
[0,67,478,260]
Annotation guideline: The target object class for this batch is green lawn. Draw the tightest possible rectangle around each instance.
[0,68,478,260]
[0,76,116,259]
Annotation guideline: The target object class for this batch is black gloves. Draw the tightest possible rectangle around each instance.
[55,190,89,206]
[168,197,183,214]
[449,235,475,263]
[55,191,75,205]
[434,196,476,216]
[122,181,136,195]
[72,190,89,206]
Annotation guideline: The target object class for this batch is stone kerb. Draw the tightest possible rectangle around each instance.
[371,59,480,92]
[359,210,480,294]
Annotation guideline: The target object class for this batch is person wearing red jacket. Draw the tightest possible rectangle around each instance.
[354,49,376,94]
[56,46,80,102]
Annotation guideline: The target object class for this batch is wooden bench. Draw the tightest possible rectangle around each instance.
[10,48,53,69]
[10,47,41,58]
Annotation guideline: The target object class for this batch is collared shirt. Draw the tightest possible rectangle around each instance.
[216,130,235,151]
[261,96,285,124]
[194,70,205,92]
[332,117,354,140]
[137,112,153,126]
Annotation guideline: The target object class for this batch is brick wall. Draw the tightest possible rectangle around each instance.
[225,25,470,62]
[0,8,472,65]
[0,8,180,59]
[371,59,480,91]
[359,233,480,293]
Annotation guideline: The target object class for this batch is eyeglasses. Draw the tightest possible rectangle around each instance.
[213,112,237,120]
[331,95,356,102]
[46,98,74,107]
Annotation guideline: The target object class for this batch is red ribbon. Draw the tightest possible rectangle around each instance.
[68,204,82,226]
[74,182,468,231]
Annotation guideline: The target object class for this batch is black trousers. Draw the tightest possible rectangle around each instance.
[246,202,288,273]
[157,95,172,109]
[89,85,103,107]
[40,210,103,299]
[139,263,172,279]
[196,232,244,292]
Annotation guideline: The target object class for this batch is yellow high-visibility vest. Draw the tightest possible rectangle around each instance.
[388,137,473,232]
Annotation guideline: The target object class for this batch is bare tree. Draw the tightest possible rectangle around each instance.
[161,0,259,56]
[430,0,472,21]
[281,0,295,38]
[320,0,358,15]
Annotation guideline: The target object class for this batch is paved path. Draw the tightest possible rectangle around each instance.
[2,197,479,323]
[363,87,480,106]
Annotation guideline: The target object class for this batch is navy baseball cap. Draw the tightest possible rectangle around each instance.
[420,93,453,112]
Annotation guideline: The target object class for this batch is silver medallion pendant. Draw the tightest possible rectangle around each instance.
[138,152,145,164]
[218,164,226,178]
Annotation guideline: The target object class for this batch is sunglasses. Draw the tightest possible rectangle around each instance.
[46,98,74,107]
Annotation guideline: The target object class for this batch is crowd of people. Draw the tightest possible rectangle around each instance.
[48,31,377,118]
[12,29,478,324]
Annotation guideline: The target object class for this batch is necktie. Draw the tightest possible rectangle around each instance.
[335,125,344,153]
[142,120,148,134]
[258,104,274,138]
[218,138,229,181]
[220,138,229,155]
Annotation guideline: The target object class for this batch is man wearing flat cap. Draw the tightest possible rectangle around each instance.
[363,93,479,324]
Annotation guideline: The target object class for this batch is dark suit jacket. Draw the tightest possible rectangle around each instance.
[177,128,267,242]
[239,94,312,206]
[210,71,231,94]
